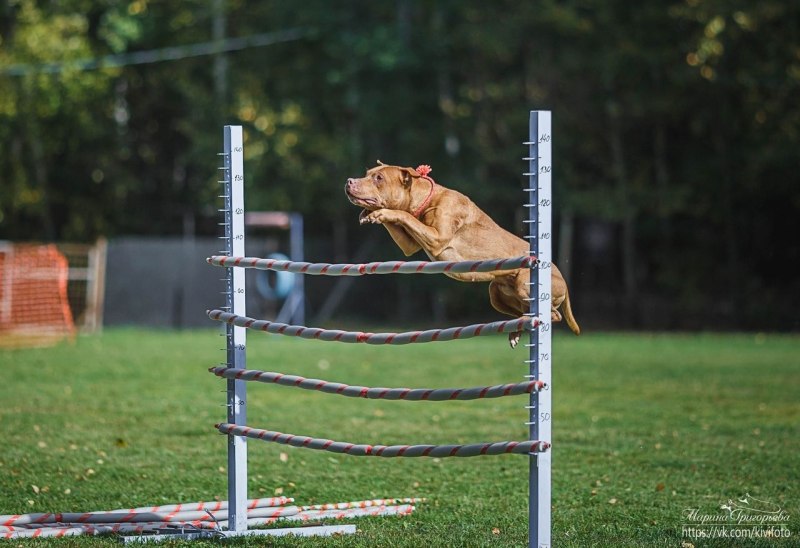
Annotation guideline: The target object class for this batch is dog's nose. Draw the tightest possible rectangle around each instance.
[347,178,355,186]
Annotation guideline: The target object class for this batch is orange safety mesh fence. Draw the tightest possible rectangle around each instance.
[0,244,76,348]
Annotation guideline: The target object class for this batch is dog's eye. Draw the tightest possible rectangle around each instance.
[374,174,383,183]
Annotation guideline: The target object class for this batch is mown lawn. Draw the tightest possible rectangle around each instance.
[0,329,797,546]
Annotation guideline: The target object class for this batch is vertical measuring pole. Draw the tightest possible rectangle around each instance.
[526,111,552,548]
[289,213,305,325]
[222,126,248,533]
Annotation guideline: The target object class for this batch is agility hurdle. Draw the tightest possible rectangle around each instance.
[209,113,553,546]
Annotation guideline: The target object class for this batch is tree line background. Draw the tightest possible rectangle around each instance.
[1,0,797,331]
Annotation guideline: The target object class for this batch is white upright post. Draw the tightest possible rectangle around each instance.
[526,111,552,548]
[216,127,355,541]
[223,125,248,533]
[127,127,355,543]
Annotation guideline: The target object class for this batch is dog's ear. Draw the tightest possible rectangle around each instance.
[399,166,419,186]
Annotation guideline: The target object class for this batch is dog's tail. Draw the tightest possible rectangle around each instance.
[562,289,581,335]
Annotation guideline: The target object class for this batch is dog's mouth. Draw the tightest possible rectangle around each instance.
[345,190,381,210]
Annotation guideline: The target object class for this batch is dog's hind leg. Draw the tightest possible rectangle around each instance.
[489,280,526,349]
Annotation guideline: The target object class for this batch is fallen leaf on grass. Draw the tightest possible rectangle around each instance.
[492,528,501,535]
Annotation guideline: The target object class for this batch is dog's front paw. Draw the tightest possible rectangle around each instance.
[508,331,520,349]
[359,209,396,225]
[359,209,381,225]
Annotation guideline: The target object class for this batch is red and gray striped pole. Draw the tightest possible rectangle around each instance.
[207,309,537,345]
[217,423,550,457]
[209,366,546,400]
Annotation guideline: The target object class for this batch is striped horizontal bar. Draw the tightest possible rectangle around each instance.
[302,498,423,511]
[217,424,550,457]
[1,499,418,531]
[207,310,538,345]
[0,498,293,527]
[207,255,536,275]
[1,505,417,539]
[242,503,415,527]
[209,366,546,400]
[0,506,300,527]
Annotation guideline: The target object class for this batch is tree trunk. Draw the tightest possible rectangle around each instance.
[607,98,639,327]
[212,0,228,108]
[22,91,56,240]
[653,120,672,245]
[557,209,575,284]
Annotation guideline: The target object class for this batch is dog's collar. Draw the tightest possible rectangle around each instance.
[411,165,437,218]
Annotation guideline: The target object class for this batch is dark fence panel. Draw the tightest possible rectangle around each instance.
[104,237,222,328]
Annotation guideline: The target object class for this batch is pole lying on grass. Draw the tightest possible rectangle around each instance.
[0,500,419,540]
[0,497,294,527]
[239,504,415,528]
[2,507,300,528]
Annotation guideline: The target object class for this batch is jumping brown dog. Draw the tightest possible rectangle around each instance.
[345,162,580,346]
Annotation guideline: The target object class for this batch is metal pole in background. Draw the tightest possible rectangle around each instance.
[223,125,248,533]
[526,111,553,547]
[289,213,305,325]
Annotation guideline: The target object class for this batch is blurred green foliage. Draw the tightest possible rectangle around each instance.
[0,0,797,329]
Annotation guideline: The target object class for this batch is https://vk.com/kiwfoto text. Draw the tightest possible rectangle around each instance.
[682,494,792,541]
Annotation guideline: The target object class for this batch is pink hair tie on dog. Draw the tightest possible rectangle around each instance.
[416,165,432,178]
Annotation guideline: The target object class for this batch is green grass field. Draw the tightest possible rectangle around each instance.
[1,329,798,546]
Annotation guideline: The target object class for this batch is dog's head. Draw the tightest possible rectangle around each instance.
[345,161,424,216]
